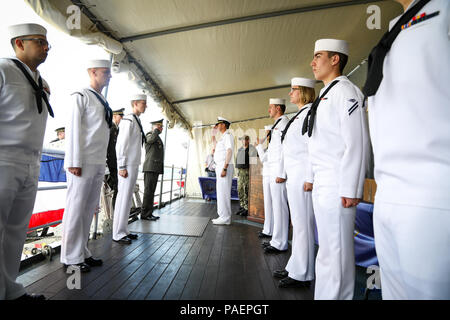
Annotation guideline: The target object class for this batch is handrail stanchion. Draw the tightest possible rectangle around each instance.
[179,167,183,199]
[170,165,174,203]
[93,210,98,240]
[158,171,164,209]
[183,168,187,198]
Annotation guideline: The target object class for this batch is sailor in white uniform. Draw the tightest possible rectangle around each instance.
[211,117,234,225]
[255,126,274,239]
[0,23,52,301]
[61,59,112,272]
[113,94,147,244]
[259,99,290,254]
[364,0,450,299]
[273,78,316,288]
[305,39,370,300]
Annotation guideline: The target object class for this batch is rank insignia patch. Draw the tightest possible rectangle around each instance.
[348,101,359,116]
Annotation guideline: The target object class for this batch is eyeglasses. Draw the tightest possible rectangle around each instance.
[20,38,51,50]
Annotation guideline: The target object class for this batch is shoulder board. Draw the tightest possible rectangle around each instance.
[121,118,132,122]
[71,92,84,97]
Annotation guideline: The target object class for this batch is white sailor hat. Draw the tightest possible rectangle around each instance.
[291,77,316,88]
[86,59,111,69]
[269,98,285,105]
[215,117,231,126]
[314,39,349,56]
[264,125,272,131]
[130,94,148,101]
[8,23,47,39]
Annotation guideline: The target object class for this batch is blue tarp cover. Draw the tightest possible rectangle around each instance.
[198,177,239,201]
[39,154,66,182]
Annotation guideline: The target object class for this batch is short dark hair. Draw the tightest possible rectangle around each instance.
[276,104,286,114]
[225,122,230,129]
[10,37,18,49]
[328,51,348,74]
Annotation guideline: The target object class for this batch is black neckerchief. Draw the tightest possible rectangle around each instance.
[132,114,147,146]
[267,117,283,144]
[281,106,309,143]
[10,59,54,118]
[302,80,340,137]
[88,89,113,128]
[363,0,430,97]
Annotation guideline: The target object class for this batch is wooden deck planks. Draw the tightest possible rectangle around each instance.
[21,198,317,300]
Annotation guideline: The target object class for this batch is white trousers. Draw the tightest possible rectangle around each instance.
[313,185,356,300]
[214,165,234,224]
[113,165,139,241]
[262,175,273,236]
[0,160,40,300]
[61,164,104,265]
[285,176,315,281]
[374,201,450,300]
[269,178,289,251]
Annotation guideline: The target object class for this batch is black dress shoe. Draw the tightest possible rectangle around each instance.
[127,233,138,240]
[141,216,158,221]
[258,231,271,238]
[278,277,311,288]
[273,269,289,279]
[261,241,271,248]
[64,262,91,273]
[113,236,132,244]
[85,256,103,267]
[150,214,160,220]
[264,245,287,254]
[14,293,46,301]
[240,210,248,217]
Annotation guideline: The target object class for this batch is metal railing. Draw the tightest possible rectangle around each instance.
[30,151,187,234]
[137,164,187,209]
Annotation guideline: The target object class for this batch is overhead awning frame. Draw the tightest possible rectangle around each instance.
[120,0,386,43]
[70,0,192,133]
[25,0,401,133]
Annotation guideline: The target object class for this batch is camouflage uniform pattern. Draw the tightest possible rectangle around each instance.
[237,168,250,210]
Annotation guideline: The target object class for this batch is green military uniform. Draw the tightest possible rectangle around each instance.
[141,120,165,219]
[237,167,250,210]
[105,108,124,209]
